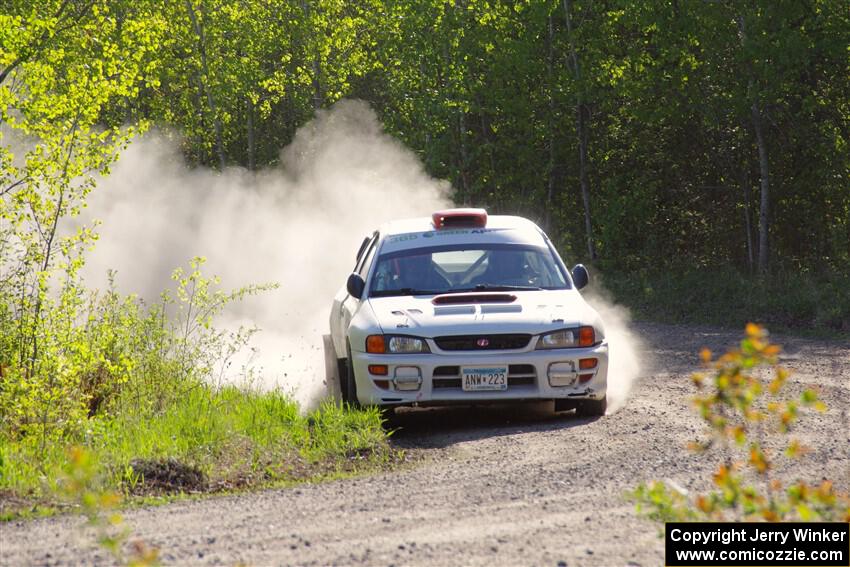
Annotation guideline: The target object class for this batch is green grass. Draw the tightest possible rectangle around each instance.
[0,261,399,521]
[598,266,850,338]
[0,384,393,518]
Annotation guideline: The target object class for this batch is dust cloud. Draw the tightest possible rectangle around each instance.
[79,100,451,408]
[77,98,642,413]
[585,290,645,413]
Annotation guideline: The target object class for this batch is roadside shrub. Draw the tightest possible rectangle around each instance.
[0,257,392,506]
[632,324,850,522]
[0,258,268,446]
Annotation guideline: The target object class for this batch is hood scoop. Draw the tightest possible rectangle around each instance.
[434,305,476,316]
[432,293,517,305]
[481,304,522,314]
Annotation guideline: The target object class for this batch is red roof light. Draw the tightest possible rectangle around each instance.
[432,208,488,229]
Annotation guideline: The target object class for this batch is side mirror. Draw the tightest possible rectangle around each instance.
[346,273,365,299]
[571,264,589,290]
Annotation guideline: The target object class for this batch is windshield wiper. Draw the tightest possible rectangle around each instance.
[448,284,542,293]
[370,287,441,297]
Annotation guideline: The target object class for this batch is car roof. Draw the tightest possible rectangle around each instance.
[377,214,548,254]
[379,214,541,236]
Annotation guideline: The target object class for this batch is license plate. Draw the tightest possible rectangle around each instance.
[461,366,508,391]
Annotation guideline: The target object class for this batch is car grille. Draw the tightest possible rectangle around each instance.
[433,334,531,351]
[432,364,536,389]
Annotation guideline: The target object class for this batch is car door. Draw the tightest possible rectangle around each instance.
[331,232,378,355]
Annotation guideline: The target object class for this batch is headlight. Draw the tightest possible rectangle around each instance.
[366,334,430,354]
[535,326,595,349]
[388,335,429,353]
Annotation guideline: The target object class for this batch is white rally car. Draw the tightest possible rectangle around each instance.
[328,208,608,416]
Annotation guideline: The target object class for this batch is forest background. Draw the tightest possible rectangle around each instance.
[5,0,849,330]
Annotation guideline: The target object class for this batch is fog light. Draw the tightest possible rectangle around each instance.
[579,358,597,370]
[368,364,388,375]
[373,379,390,389]
[578,373,593,383]
[392,366,422,391]
[548,362,576,387]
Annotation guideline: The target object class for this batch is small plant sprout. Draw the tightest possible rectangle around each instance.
[57,446,160,566]
[633,324,850,523]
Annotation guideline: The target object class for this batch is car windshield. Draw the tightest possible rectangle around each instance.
[369,244,569,297]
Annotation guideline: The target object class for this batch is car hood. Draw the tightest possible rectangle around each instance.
[366,289,603,338]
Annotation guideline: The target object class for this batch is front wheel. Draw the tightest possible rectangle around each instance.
[337,357,349,401]
[379,406,396,428]
[343,341,360,408]
[576,397,607,417]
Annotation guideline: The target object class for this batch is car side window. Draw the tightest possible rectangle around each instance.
[354,233,377,274]
[357,235,379,278]
[525,251,563,287]
[353,236,371,270]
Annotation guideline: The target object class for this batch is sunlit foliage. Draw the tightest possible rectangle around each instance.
[633,324,850,523]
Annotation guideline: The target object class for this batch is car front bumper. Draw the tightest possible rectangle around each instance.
[351,342,608,407]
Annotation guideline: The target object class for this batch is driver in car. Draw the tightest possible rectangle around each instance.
[473,250,533,287]
[397,253,451,291]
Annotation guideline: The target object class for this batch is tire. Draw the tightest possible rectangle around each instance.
[344,341,360,408]
[379,406,396,427]
[337,357,349,401]
[553,399,577,413]
[576,397,607,417]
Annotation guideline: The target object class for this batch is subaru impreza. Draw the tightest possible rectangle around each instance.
[328,208,608,416]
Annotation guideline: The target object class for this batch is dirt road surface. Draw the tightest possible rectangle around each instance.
[2,322,848,566]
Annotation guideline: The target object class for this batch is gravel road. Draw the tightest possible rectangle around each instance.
[2,322,848,567]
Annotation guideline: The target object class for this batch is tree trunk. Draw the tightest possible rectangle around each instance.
[752,100,770,274]
[299,0,322,111]
[310,50,322,111]
[577,103,596,260]
[545,14,557,233]
[419,59,433,171]
[741,164,755,272]
[284,57,297,140]
[457,110,469,205]
[737,15,770,273]
[185,0,226,169]
[246,97,255,171]
[563,0,597,260]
